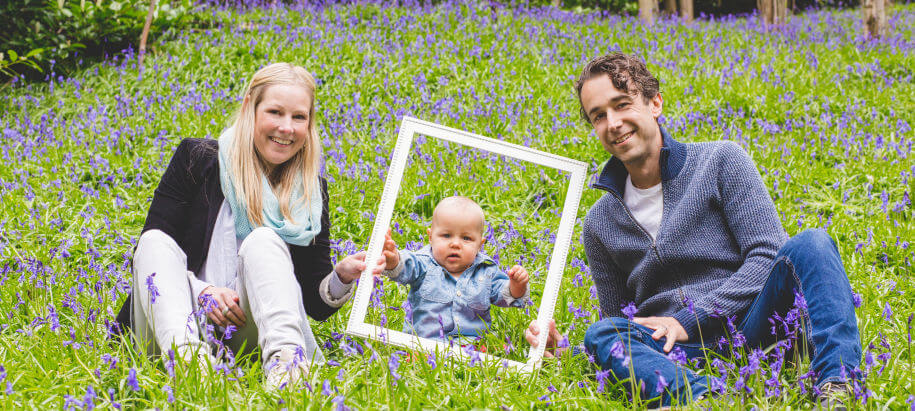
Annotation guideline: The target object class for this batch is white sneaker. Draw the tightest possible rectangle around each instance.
[263,348,309,391]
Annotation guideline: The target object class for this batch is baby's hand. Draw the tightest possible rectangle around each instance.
[507,265,529,299]
[383,229,399,270]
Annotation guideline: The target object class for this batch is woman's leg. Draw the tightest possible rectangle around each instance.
[584,317,709,407]
[131,229,207,359]
[233,227,324,366]
[738,229,861,388]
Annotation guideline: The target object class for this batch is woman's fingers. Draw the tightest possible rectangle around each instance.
[224,297,246,327]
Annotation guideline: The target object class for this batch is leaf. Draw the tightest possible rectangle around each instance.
[7,50,17,61]
[26,48,44,58]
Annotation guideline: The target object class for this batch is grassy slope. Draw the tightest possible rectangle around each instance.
[0,1,913,408]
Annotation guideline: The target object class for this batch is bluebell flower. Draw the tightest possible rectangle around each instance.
[145,273,160,303]
[621,302,637,320]
[595,369,610,393]
[654,370,668,394]
[163,385,174,403]
[126,368,140,392]
[609,340,630,367]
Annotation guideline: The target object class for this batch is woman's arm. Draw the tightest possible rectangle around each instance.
[141,139,206,240]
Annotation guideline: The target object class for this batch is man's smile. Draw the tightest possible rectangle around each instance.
[611,131,634,145]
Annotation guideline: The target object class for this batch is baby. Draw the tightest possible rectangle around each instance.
[382,196,531,340]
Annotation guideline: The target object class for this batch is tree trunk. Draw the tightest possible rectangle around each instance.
[679,0,694,22]
[639,0,655,24]
[863,0,887,38]
[663,0,677,15]
[138,0,157,68]
[758,0,788,26]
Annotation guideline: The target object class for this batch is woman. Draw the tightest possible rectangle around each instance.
[115,63,378,389]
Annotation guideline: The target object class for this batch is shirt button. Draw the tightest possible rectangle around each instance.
[456,291,462,297]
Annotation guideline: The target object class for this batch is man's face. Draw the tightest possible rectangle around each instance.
[427,207,485,276]
[579,75,663,166]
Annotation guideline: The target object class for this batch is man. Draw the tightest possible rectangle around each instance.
[525,53,861,407]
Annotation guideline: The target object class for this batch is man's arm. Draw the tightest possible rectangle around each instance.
[670,142,787,338]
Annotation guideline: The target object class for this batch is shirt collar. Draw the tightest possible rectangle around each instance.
[590,125,686,197]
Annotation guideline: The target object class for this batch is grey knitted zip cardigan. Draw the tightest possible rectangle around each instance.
[583,127,788,339]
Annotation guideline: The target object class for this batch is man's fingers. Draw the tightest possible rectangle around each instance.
[651,326,666,341]
[663,331,676,352]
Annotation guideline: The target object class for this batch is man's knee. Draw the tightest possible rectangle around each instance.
[781,228,837,261]
[585,317,632,351]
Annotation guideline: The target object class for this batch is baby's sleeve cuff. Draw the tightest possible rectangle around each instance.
[382,251,406,279]
[500,283,531,307]
[319,271,353,308]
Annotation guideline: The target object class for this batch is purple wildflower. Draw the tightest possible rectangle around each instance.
[426,353,437,370]
[654,370,668,394]
[387,352,403,382]
[883,302,893,321]
[145,273,160,303]
[126,368,140,391]
[852,293,863,308]
[163,385,174,403]
[621,302,637,320]
[609,340,630,367]
[322,379,333,396]
[595,369,610,393]
[666,347,687,365]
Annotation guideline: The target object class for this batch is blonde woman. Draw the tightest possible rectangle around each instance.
[115,63,380,389]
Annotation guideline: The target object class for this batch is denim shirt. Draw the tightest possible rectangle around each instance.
[384,246,531,339]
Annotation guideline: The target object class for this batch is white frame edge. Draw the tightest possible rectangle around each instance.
[345,116,588,373]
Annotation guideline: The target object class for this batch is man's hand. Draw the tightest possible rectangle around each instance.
[199,286,246,328]
[524,319,566,358]
[632,316,688,352]
[335,251,385,284]
[382,229,399,270]
[507,265,529,298]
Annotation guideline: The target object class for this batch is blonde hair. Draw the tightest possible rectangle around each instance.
[432,196,486,234]
[230,63,321,226]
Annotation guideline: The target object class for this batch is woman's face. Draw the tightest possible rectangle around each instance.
[253,84,312,171]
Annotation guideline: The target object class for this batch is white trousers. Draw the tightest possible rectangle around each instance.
[131,228,324,365]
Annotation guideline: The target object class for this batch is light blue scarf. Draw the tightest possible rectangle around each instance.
[217,127,323,246]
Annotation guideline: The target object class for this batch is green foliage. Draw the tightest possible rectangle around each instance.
[0,1,913,409]
[0,0,199,80]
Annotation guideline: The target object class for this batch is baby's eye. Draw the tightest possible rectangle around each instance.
[294,114,307,121]
[463,236,472,241]
[442,233,451,238]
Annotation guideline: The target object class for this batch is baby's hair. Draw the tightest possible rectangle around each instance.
[432,196,486,233]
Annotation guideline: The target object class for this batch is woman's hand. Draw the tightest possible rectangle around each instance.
[334,252,385,284]
[199,286,247,328]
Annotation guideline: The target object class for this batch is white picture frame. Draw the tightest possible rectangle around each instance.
[345,116,588,373]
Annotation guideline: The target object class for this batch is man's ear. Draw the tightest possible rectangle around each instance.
[650,93,663,119]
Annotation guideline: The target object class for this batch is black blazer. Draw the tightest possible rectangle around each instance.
[116,138,338,332]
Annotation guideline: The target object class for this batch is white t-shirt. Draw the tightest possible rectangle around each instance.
[624,175,663,240]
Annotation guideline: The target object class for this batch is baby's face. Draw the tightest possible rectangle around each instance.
[427,207,485,276]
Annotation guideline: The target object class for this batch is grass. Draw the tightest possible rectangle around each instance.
[0,0,913,408]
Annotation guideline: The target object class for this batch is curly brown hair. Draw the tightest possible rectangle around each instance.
[575,53,660,123]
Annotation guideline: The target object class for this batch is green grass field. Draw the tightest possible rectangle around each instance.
[0,1,913,408]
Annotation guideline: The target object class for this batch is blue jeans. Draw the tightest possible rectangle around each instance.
[584,229,862,406]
